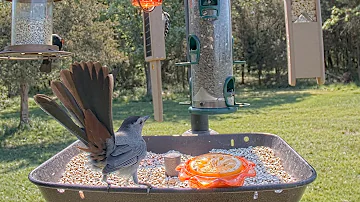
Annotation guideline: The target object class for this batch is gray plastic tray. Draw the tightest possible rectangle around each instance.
[29,133,316,202]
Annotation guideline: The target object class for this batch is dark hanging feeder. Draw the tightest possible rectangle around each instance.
[0,0,71,60]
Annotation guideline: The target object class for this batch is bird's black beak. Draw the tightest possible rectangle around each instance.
[142,115,150,122]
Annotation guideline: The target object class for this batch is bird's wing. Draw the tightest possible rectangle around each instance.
[34,94,88,146]
[102,141,146,174]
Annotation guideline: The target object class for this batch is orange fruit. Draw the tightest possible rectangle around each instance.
[188,153,244,177]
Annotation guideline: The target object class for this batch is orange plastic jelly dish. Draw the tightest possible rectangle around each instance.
[131,0,163,9]
[176,153,256,189]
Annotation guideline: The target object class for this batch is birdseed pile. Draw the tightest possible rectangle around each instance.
[60,146,296,188]
[59,146,295,188]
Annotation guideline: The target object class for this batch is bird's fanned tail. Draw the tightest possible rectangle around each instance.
[33,94,88,145]
[69,62,114,136]
[35,61,115,161]
[50,81,85,127]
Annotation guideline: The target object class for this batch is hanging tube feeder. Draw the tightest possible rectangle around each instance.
[0,0,71,60]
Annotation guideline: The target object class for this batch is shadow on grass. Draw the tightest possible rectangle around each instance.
[0,139,74,174]
[1,91,311,124]
[0,90,311,150]
[236,91,311,114]
[0,126,20,143]
[0,106,52,121]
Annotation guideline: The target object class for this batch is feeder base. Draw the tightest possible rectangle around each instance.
[182,129,218,136]
[0,44,71,60]
[188,106,237,115]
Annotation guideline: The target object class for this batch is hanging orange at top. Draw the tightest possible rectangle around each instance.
[131,0,163,10]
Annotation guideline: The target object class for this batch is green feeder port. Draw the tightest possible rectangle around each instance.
[199,0,220,19]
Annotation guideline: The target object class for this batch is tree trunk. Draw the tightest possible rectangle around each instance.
[357,44,360,81]
[7,83,11,98]
[275,67,280,83]
[182,66,186,90]
[19,82,30,127]
[241,65,245,84]
[258,64,262,86]
[145,62,152,96]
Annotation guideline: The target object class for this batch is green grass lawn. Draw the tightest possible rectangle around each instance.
[1,84,360,202]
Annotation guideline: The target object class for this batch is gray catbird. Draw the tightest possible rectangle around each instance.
[34,61,151,191]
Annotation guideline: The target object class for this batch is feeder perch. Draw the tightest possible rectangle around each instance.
[0,0,71,60]
[284,0,325,86]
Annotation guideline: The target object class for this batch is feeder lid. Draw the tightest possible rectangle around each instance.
[0,44,72,60]
[176,153,256,189]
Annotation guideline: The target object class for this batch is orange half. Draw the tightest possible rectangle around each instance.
[188,153,244,177]
[176,153,256,189]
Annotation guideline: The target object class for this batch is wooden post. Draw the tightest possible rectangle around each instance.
[143,6,166,122]
[149,60,163,122]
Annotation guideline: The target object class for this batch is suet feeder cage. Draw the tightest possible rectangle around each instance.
[132,0,163,12]
[0,0,71,60]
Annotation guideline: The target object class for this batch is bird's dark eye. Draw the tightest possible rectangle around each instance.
[139,120,143,124]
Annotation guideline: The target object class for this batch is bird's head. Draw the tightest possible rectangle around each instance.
[117,115,150,137]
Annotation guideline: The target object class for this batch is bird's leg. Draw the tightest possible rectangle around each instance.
[125,177,131,186]
[102,174,112,191]
[132,173,152,194]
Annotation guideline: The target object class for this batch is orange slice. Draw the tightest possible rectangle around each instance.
[176,153,256,188]
[188,153,244,177]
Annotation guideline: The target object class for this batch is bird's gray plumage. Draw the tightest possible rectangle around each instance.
[103,115,149,177]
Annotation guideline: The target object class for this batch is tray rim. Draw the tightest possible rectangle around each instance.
[28,133,317,194]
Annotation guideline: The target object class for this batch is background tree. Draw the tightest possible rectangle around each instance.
[322,1,360,82]
[1,0,359,126]
[0,0,125,126]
